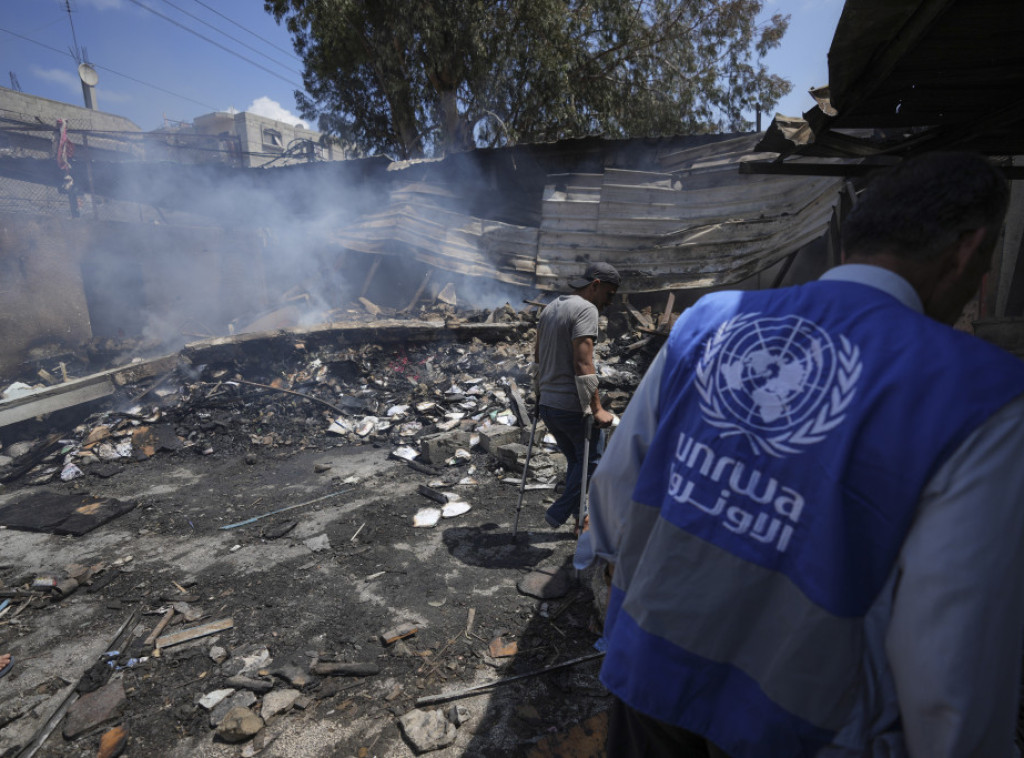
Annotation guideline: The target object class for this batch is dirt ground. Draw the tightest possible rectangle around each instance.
[0,318,650,758]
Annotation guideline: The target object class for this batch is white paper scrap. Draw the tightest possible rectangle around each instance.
[413,508,442,527]
[441,502,471,518]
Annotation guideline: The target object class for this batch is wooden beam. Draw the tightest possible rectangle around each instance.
[155,617,234,649]
[0,354,179,430]
[740,161,1024,180]
[359,256,383,299]
[400,270,433,313]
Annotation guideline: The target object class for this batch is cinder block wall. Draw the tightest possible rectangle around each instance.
[0,213,94,373]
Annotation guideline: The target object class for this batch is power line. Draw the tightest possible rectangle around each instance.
[92,63,219,112]
[122,0,303,89]
[190,0,302,63]
[156,0,302,77]
[0,25,219,113]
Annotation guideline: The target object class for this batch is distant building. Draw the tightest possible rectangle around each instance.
[0,85,143,162]
[165,110,356,168]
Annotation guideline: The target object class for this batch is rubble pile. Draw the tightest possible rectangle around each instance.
[0,298,666,757]
[1,302,655,493]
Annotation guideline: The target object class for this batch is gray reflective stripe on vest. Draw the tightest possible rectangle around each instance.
[613,499,865,733]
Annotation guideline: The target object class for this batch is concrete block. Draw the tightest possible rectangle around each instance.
[419,430,472,465]
[479,426,520,454]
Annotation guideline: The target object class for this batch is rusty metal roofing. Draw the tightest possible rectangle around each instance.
[757,0,1024,160]
[328,135,844,293]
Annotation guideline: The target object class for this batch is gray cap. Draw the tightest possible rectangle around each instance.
[568,261,620,290]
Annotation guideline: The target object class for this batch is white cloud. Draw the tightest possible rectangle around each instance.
[31,65,131,107]
[31,66,81,95]
[246,97,310,129]
[77,0,125,9]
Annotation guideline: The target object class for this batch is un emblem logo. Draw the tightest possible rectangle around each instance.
[695,313,862,457]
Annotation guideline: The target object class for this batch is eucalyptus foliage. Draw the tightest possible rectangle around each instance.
[266,0,790,158]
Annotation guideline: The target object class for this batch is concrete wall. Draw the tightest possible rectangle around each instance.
[0,214,94,372]
[0,86,142,160]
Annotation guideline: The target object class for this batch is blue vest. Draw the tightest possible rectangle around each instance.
[601,281,1024,756]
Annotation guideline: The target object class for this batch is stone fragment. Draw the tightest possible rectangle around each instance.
[446,703,471,727]
[198,688,235,710]
[261,521,296,540]
[517,565,572,599]
[271,663,311,688]
[260,688,300,720]
[63,680,126,740]
[209,645,229,664]
[304,534,331,552]
[97,725,128,758]
[216,706,264,743]
[230,647,271,677]
[398,708,458,753]
[210,690,257,727]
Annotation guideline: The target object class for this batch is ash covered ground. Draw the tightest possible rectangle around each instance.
[0,302,658,758]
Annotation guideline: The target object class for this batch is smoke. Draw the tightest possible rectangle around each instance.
[67,134,550,366]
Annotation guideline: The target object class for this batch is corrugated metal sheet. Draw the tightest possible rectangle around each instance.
[758,0,1024,158]
[330,135,843,293]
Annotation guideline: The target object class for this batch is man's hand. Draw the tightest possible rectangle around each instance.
[594,408,615,428]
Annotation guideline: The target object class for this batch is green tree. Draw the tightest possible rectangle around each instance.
[266,0,790,159]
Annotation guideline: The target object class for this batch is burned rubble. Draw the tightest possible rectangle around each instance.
[0,296,663,757]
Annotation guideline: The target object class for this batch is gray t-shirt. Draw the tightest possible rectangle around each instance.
[537,294,599,411]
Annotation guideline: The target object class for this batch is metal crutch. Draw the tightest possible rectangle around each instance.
[512,412,539,539]
[577,415,595,533]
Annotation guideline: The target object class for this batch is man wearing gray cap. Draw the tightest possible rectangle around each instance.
[533,261,620,530]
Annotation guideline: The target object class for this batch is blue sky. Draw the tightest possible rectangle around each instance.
[1,0,845,133]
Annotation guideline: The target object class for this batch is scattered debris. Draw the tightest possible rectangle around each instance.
[517,566,573,600]
[488,636,518,658]
[62,680,126,740]
[0,297,659,755]
[97,724,129,758]
[310,661,380,677]
[215,706,264,743]
[398,708,458,753]
[382,624,418,645]
[155,617,234,650]
[413,508,442,527]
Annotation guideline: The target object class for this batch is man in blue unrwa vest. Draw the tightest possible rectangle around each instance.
[586,152,1024,757]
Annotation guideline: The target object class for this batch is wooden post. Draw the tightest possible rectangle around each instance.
[400,270,433,313]
[359,256,383,299]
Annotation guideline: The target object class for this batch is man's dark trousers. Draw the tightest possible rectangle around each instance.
[539,405,604,527]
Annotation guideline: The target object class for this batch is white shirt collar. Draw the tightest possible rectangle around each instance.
[819,264,924,314]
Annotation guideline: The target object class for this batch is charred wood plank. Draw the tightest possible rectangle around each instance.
[182,320,529,365]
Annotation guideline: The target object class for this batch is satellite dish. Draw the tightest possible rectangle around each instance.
[78,63,98,86]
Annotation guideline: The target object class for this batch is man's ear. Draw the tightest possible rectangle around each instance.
[952,227,989,274]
